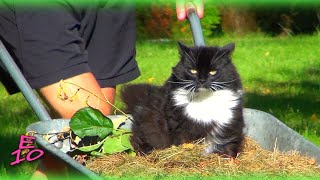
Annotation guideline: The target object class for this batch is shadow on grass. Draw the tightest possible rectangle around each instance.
[244,79,320,134]
[244,62,320,133]
[0,98,37,131]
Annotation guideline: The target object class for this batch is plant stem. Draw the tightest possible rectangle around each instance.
[61,81,129,118]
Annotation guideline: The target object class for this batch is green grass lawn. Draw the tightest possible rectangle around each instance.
[0,35,319,178]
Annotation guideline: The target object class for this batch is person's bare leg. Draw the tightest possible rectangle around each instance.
[39,72,115,118]
[101,86,116,113]
[31,72,116,179]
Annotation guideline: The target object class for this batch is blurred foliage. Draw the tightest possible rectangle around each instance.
[219,6,258,36]
[135,1,174,39]
[253,6,320,36]
[170,3,221,40]
[135,2,320,39]
[135,0,221,40]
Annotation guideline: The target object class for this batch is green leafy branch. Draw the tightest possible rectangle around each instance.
[69,107,135,156]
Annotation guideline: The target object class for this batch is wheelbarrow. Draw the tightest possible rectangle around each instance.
[0,5,319,180]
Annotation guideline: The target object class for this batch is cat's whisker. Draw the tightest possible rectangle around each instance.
[208,87,215,94]
[211,84,227,89]
[213,75,224,82]
[215,50,228,62]
[186,85,195,95]
[196,47,202,62]
[181,83,194,90]
[179,78,193,83]
[210,83,228,88]
[210,86,218,91]
[190,90,194,102]
[216,86,231,91]
[189,87,196,102]
[211,84,228,88]
[182,49,196,66]
[212,79,238,84]
[171,72,193,83]
[210,50,228,65]
[167,81,192,84]
[210,48,221,65]
[211,82,231,87]
[210,48,224,66]
[210,84,229,91]
[181,85,195,102]
[189,51,197,66]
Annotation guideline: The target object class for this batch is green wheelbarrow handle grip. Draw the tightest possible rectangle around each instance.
[186,2,205,46]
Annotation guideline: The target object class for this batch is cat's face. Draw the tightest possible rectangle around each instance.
[170,42,241,93]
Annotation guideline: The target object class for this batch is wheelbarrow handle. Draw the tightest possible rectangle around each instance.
[0,40,52,121]
[186,2,205,46]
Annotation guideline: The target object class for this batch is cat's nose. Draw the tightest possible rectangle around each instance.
[199,79,206,83]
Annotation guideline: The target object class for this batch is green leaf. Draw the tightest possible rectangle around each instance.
[70,107,113,138]
[91,151,104,157]
[102,136,130,154]
[121,133,134,150]
[128,150,136,157]
[112,129,124,136]
[111,129,134,150]
[77,139,105,152]
[112,129,131,135]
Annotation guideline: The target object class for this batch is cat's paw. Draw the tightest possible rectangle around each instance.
[204,144,216,154]
[205,143,240,158]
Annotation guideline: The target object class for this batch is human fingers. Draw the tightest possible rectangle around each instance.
[176,0,187,21]
[194,0,204,18]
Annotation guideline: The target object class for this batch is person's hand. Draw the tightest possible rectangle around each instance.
[176,0,204,21]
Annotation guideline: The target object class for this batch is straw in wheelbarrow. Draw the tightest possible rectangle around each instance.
[86,136,319,177]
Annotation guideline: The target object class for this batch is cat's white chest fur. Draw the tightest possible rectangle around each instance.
[172,88,240,126]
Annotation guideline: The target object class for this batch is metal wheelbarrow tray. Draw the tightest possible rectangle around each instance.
[26,109,320,166]
[0,5,319,179]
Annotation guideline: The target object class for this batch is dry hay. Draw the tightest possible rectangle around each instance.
[86,137,320,177]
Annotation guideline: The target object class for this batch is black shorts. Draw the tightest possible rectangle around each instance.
[0,1,140,94]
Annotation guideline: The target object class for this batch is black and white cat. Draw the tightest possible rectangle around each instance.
[121,42,244,157]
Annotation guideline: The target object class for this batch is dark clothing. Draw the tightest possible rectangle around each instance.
[0,1,140,94]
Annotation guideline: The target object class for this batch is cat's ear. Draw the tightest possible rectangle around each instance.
[221,43,235,56]
[178,41,189,54]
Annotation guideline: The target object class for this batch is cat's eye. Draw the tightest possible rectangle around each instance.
[209,70,217,76]
[190,69,197,74]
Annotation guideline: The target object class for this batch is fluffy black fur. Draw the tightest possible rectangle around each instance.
[121,42,244,157]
